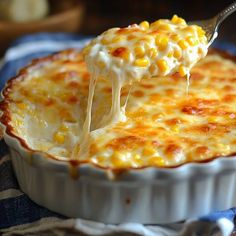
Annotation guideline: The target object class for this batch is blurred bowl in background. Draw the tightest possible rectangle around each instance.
[0,0,85,55]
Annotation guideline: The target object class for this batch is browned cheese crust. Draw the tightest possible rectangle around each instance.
[1,49,236,170]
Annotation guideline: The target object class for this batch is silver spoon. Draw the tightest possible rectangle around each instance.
[190,1,236,46]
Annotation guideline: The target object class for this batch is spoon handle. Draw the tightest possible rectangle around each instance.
[216,1,236,26]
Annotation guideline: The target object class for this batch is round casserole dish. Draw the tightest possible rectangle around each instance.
[1,49,236,224]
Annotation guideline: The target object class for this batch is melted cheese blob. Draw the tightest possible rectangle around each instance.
[78,15,208,159]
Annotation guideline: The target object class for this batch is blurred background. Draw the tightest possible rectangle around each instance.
[0,0,235,55]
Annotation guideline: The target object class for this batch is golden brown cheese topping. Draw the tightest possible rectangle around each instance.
[2,49,236,169]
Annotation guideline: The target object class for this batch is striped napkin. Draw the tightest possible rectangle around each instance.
[0,33,236,236]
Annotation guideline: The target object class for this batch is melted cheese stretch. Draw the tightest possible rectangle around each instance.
[7,50,236,168]
[79,16,208,160]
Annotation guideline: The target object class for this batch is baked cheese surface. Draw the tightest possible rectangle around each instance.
[5,50,236,168]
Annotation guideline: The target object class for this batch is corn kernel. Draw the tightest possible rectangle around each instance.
[216,143,230,153]
[122,50,131,61]
[186,36,198,46]
[134,154,141,160]
[133,154,143,166]
[148,156,165,167]
[82,45,92,55]
[167,50,174,58]
[179,65,188,77]
[208,117,218,123]
[196,26,206,37]
[111,36,125,43]
[148,47,158,58]
[171,15,186,25]
[155,35,169,51]
[54,132,65,144]
[171,15,179,23]
[156,59,169,73]
[101,37,111,44]
[111,152,127,168]
[171,125,180,133]
[143,147,156,156]
[185,26,195,33]
[139,21,150,30]
[17,103,27,110]
[134,58,149,67]
[158,24,172,31]
[173,49,182,59]
[178,39,189,49]
[134,46,145,57]
[151,20,162,28]
[171,34,181,42]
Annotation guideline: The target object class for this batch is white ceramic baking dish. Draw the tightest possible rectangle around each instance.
[1,49,236,224]
[1,127,236,224]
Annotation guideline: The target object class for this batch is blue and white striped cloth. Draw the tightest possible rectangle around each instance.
[0,33,236,236]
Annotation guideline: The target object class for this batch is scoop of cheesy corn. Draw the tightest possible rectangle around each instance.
[83,15,208,83]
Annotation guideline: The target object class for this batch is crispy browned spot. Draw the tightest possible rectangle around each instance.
[82,72,90,81]
[165,118,183,126]
[103,87,112,93]
[182,105,205,115]
[117,27,140,34]
[187,123,230,134]
[140,83,155,89]
[211,108,228,116]
[44,98,55,106]
[112,47,127,57]
[181,99,219,115]
[195,146,210,155]
[148,29,161,35]
[149,93,161,102]
[107,135,146,150]
[127,34,136,40]
[223,85,234,92]
[222,94,236,102]
[165,89,175,96]
[67,81,80,89]
[190,72,202,80]
[132,90,144,97]
[165,144,182,156]
[67,95,79,104]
